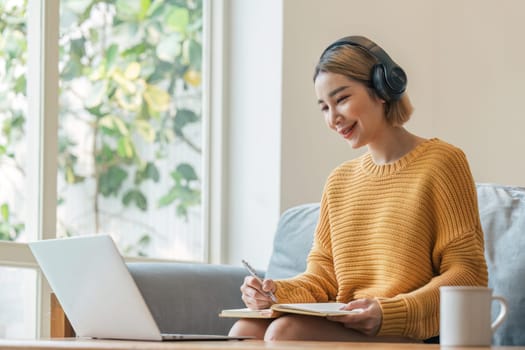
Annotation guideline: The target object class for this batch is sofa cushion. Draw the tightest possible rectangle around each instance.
[265,183,525,345]
[265,203,319,280]
[127,262,246,335]
[477,183,525,346]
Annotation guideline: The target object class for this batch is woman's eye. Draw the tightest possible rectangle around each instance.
[320,105,328,112]
[337,95,349,104]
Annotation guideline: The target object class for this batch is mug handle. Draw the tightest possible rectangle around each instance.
[491,295,508,331]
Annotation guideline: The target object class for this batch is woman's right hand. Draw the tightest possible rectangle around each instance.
[240,276,276,309]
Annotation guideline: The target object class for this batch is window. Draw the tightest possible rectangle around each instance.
[0,0,28,244]
[57,0,205,260]
[0,0,210,338]
[0,0,35,338]
[0,266,37,338]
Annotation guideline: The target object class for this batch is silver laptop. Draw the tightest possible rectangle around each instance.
[29,235,249,341]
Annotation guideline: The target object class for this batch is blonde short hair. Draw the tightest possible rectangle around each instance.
[313,44,414,127]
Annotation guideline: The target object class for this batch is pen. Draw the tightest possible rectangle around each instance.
[241,259,278,303]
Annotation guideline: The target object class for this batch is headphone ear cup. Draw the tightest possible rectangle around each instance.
[371,64,391,101]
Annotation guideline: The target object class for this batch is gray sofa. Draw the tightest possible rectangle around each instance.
[128,183,525,345]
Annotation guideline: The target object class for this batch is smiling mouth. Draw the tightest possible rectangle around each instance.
[339,122,357,139]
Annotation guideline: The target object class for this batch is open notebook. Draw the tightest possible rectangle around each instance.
[220,302,364,318]
[29,235,250,341]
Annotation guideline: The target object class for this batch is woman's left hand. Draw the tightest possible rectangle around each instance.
[326,298,382,336]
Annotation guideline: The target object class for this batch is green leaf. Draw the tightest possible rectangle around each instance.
[61,58,83,81]
[58,136,75,153]
[86,105,105,118]
[176,205,187,217]
[159,165,200,213]
[157,187,179,207]
[99,166,128,197]
[156,32,182,62]
[117,137,135,158]
[105,44,119,72]
[135,162,160,185]
[115,0,146,21]
[70,38,86,59]
[124,62,141,80]
[122,189,148,211]
[89,27,100,43]
[115,88,142,112]
[14,75,26,94]
[134,119,156,142]
[96,143,116,164]
[145,163,160,182]
[165,6,189,33]
[174,109,198,135]
[84,80,107,109]
[176,163,198,181]
[159,128,175,143]
[147,0,165,17]
[170,170,183,182]
[187,16,203,33]
[122,43,147,58]
[99,115,129,136]
[65,166,76,184]
[138,234,151,245]
[0,226,10,241]
[1,203,9,221]
[182,38,202,68]
[144,84,170,112]
[63,154,85,183]
[112,69,137,94]
[139,0,152,19]
[11,115,24,129]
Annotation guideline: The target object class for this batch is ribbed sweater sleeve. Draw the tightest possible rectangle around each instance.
[273,190,339,303]
[273,138,488,340]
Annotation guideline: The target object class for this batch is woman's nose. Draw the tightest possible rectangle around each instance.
[328,108,341,128]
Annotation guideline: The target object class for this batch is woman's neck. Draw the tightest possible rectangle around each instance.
[367,127,426,165]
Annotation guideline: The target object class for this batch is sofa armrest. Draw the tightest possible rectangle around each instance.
[127,262,247,335]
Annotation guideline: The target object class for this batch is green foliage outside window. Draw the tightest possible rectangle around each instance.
[0,0,204,254]
[0,0,26,241]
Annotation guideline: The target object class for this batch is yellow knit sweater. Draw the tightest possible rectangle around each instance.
[273,138,488,340]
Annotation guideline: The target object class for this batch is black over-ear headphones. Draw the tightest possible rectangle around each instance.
[321,36,407,101]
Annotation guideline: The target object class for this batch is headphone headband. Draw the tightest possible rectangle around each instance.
[321,36,407,101]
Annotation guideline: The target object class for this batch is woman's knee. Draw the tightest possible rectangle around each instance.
[228,319,270,339]
[264,316,304,341]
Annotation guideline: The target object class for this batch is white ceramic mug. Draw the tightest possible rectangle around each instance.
[440,286,507,346]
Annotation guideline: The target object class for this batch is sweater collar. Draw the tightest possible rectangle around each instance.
[360,138,439,177]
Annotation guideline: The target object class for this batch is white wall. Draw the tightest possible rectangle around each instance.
[224,0,525,268]
[280,0,525,211]
[224,0,283,268]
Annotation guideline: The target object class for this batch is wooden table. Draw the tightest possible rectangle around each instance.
[0,338,523,350]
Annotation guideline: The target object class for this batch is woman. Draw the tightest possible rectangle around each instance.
[229,36,488,342]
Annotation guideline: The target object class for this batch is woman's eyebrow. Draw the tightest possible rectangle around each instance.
[317,85,350,104]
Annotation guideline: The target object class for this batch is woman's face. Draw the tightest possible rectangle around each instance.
[314,71,386,149]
